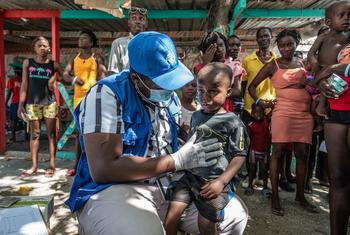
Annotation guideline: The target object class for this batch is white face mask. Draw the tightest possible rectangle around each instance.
[135,73,174,103]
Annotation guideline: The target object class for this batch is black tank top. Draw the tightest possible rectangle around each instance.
[27,58,56,105]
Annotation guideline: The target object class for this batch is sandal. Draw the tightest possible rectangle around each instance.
[21,168,37,177]
[304,183,313,194]
[279,180,295,192]
[244,187,254,196]
[45,168,55,177]
[271,207,284,216]
[261,188,272,198]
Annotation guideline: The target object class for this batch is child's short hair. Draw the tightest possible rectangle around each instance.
[325,1,349,19]
[199,32,228,56]
[275,29,301,46]
[229,34,240,41]
[32,36,49,48]
[200,62,233,83]
[79,29,97,47]
[256,27,272,38]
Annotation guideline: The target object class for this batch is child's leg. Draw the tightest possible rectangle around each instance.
[44,117,56,174]
[315,95,328,118]
[270,143,287,215]
[164,201,188,235]
[324,123,350,235]
[43,103,57,176]
[293,143,318,213]
[198,213,217,235]
[22,120,41,176]
[244,151,255,195]
[259,159,268,189]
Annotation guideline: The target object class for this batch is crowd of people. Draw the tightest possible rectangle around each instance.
[5,1,350,234]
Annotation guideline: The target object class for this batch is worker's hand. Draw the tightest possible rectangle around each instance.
[170,133,222,171]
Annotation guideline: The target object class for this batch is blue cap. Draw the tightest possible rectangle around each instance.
[128,31,194,90]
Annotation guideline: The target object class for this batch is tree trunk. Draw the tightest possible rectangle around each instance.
[207,0,234,36]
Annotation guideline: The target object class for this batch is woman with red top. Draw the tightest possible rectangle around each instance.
[194,32,245,114]
[248,29,317,216]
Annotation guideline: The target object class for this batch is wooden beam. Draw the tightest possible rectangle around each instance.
[3,9,59,19]
[240,8,324,18]
[0,18,5,154]
[4,35,32,45]
[11,30,206,39]
[61,9,208,19]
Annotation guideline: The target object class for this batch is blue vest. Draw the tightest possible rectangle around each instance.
[65,70,180,212]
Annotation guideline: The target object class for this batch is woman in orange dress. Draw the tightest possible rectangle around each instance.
[248,29,317,216]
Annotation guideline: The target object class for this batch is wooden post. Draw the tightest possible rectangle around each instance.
[0,17,5,154]
[51,16,61,139]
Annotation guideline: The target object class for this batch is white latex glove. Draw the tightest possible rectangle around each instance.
[171,133,223,171]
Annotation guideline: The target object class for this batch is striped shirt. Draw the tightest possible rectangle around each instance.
[79,84,180,157]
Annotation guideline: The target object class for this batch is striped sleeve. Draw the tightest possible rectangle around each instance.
[79,84,124,135]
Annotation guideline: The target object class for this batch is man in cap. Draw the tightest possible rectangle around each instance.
[66,32,248,235]
[108,5,148,73]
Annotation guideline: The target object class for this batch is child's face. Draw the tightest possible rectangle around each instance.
[78,33,93,49]
[197,71,231,113]
[278,36,297,59]
[228,37,241,60]
[181,80,197,100]
[34,39,50,57]
[213,37,227,62]
[326,3,350,32]
[251,105,264,120]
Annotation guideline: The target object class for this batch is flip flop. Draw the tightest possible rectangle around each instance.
[45,168,55,177]
[261,188,272,198]
[21,169,37,177]
[244,187,254,196]
[271,208,284,216]
[304,183,313,194]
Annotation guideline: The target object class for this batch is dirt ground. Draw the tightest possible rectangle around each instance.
[0,138,345,235]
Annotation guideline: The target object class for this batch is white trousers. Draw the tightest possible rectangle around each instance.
[77,183,248,235]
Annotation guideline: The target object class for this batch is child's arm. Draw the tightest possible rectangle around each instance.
[62,57,83,85]
[200,124,249,199]
[17,59,29,118]
[48,61,64,90]
[95,54,107,80]
[228,75,242,98]
[200,156,245,199]
[5,80,13,106]
[307,34,325,73]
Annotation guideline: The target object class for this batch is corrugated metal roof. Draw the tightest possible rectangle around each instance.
[247,0,335,9]
[0,0,337,49]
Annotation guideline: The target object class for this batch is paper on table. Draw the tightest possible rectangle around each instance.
[0,205,49,235]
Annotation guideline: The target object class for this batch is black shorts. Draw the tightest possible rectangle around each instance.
[325,109,350,127]
[170,171,233,222]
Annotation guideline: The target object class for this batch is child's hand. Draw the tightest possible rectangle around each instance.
[315,103,328,119]
[202,44,217,65]
[48,77,56,91]
[17,105,26,120]
[200,179,225,199]
[76,77,85,86]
